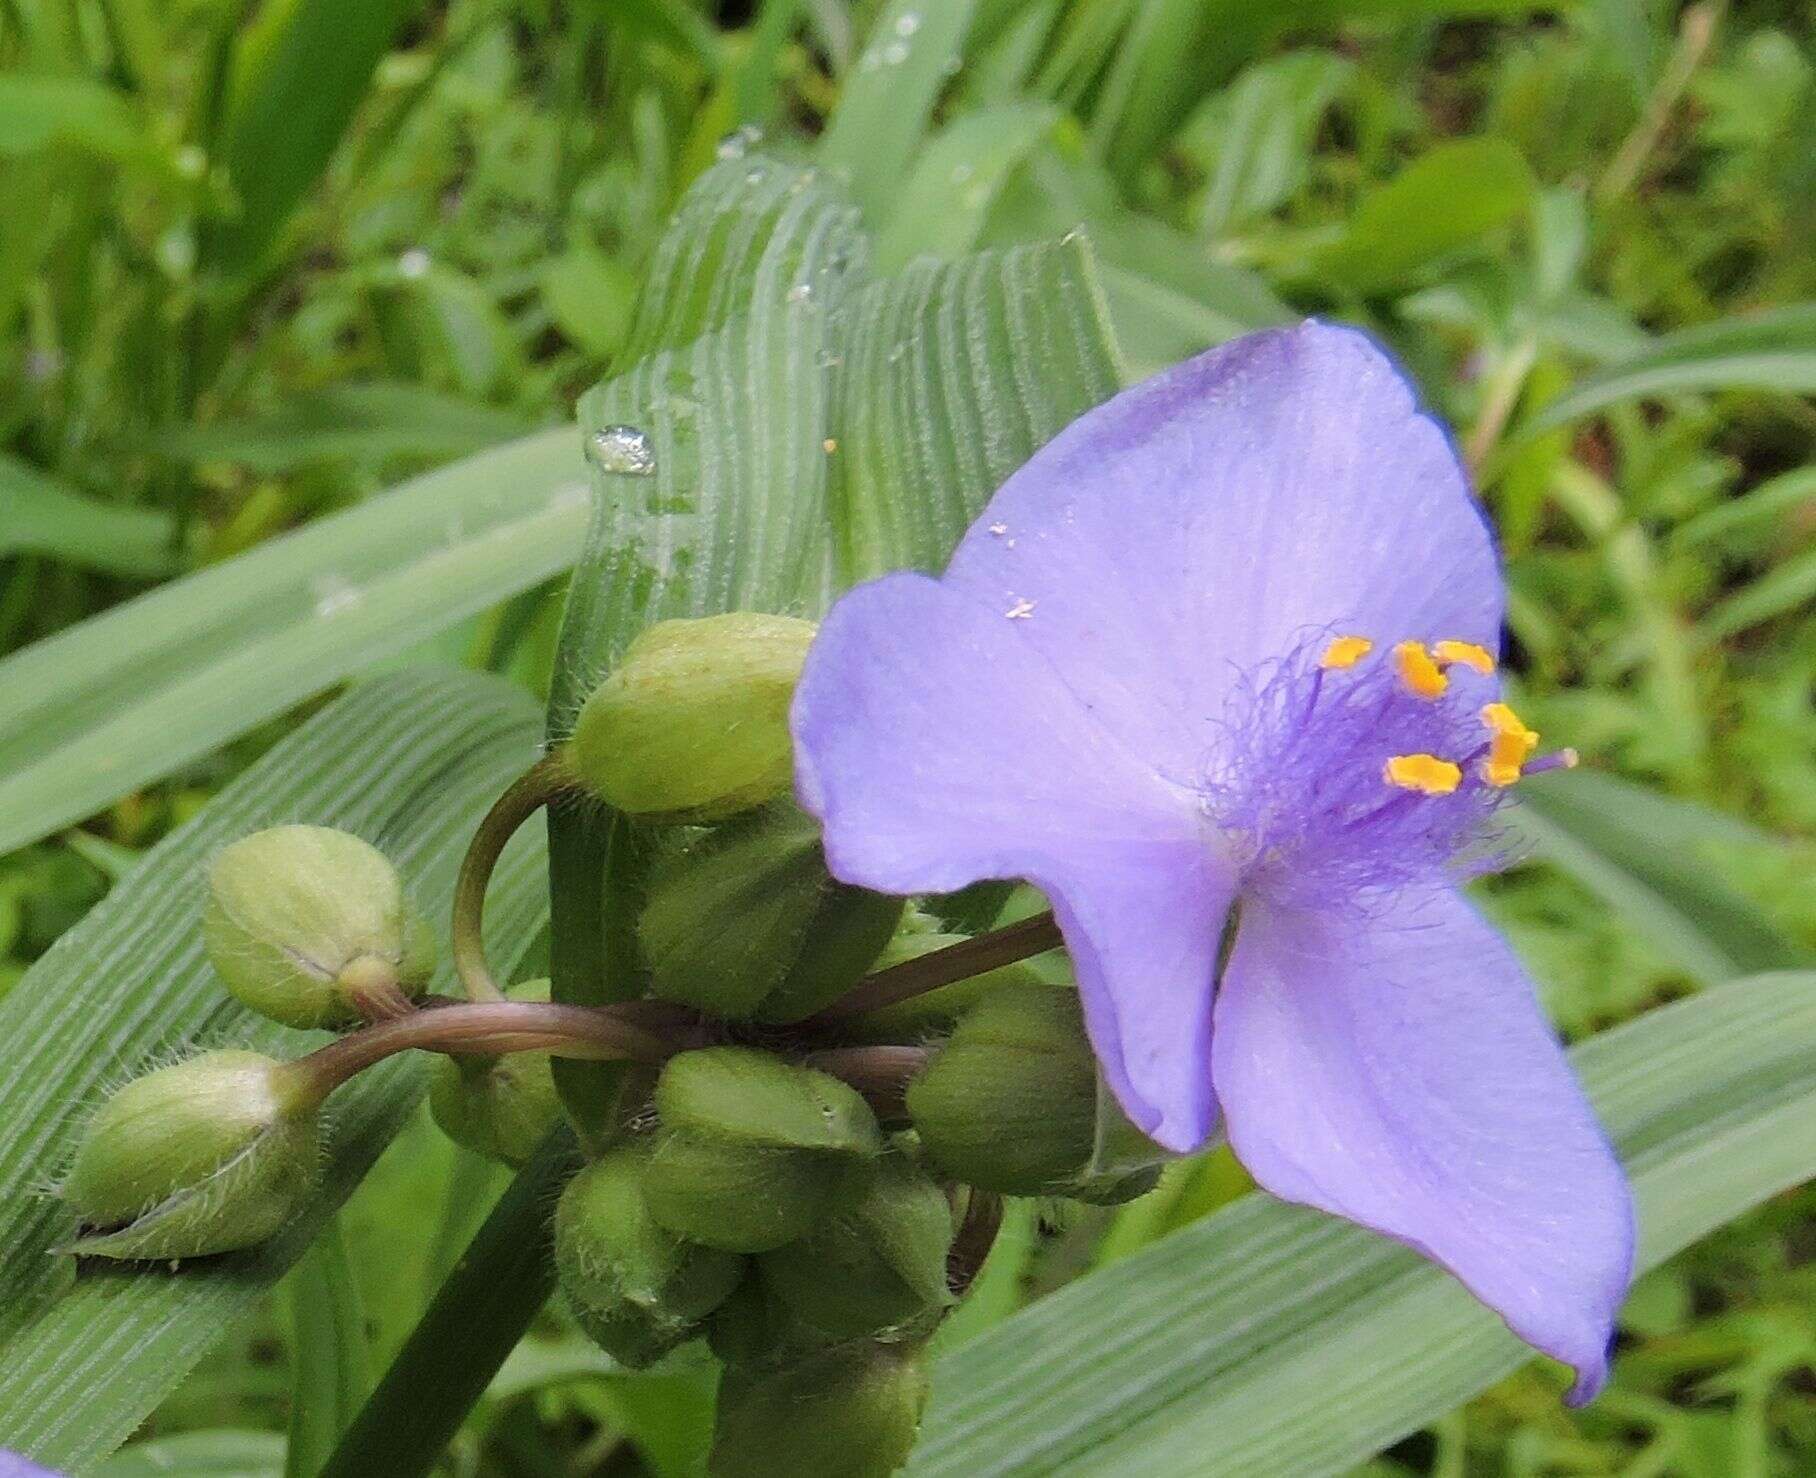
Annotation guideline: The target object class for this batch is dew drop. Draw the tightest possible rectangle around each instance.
[881,40,910,65]
[586,425,657,477]
[312,575,362,619]
[786,282,813,304]
[716,125,763,161]
[396,247,431,280]
[895,12,922,38]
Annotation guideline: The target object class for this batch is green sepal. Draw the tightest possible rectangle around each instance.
[907,984,1166,1202]
[642,1130,848,1255]
[555,1141,743,1368]
[202,824,434,1028]
[654,1046,884,1155]
[757,1152,954,1340]
[638,801,903,1021]
[567,613,817,822]
[709,1340,932,1478]
[62,1050,321,1260]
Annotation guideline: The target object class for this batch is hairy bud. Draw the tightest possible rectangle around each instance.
[758,1152,953,1340]
[555,1142,743,1368]
[203,825,434,1028]
[63,1050,319,1260]
[427,980,564,1166]
[568,613,816,821]
[907,984,1165,1203]
[710,1341,930,1478]
[639,801,902,1022]
[642,1047,882,1253]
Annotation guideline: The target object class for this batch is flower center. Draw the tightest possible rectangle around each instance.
[1200,632,1572,909]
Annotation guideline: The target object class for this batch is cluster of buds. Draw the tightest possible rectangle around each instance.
[61,610,1165,1476]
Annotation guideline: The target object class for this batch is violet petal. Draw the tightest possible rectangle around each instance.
[1212,883,1634,1401]
[942,320,1502,786]
[793,570,1232,1147]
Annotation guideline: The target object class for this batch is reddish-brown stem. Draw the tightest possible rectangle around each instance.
[278,1000,678,1108]
[804,1045,929,1121]
[452,754,575,1003]
[946,1189,1005,1296]
[808,911,1063,1025]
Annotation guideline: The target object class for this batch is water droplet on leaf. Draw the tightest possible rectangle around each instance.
[587,426,657,477]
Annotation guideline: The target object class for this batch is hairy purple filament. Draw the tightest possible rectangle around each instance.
[1201,631,1506,910]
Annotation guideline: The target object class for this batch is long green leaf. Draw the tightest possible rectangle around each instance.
[152,384,534,474]
[0,669,550,1471]
[1511,770,1810,983]
[211,0,418,274]
[817,0,979,225]
[0,453,178,576]
[97,1430,286,1478]
[0,72,146,158]
[874,103,1060,271]
[831,237,1122,583]
[282,1218,369,1478]
[545,158,870,1137]
[1518,303,1816,436]
[0,427,587,857]
[912,970,1816,1475]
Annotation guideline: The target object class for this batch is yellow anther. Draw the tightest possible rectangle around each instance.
[1319,635,1374,670]
[1433,639,1496,676]
[1480,758,1524,789]
[1392,641,1448,700]
[1479,702,1540,787]
[1383,753,1462,795]
[1480,702,1540,755]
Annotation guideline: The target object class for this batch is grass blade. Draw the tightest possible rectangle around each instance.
[0,427,587,856]
[0,454,178,576]
[1517,303,1816,436]
[282,1217,369,1478]
[1510,770,1810,983]
[817,0,979,225]
[210,0,418,275]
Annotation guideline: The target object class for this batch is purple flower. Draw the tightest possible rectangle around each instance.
[0,1453,62,1478]
[792,322,1634,1401]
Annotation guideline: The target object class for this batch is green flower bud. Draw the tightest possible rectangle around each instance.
[568,613,816,822]
[427,979,564,1166]
[700,1278,809,1372]
[843,925,1058,1043]
[642,1047,882,1253]
[63,1050,319,1260]
[203,825,435,1028]
[758,1153,953,1340]
[710,1341,930,1478]
[907,984,1165,1203]
[555,1142,743,1368]
[639,801,902,1021]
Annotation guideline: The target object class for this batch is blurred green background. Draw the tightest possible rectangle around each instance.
[2,1,1811,1473]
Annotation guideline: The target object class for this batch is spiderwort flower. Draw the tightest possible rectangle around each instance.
[791,322,1634,1400]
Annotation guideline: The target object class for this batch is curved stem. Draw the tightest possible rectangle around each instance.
[809,911,1063,1025]
[452,753,575,1002]
[946,1190,1004,1297]
[278,1000,677,1109]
